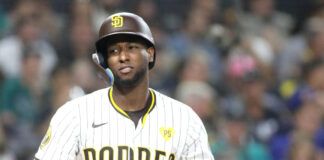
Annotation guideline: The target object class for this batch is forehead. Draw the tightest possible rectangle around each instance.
[105,34,148,48]
[107,40,144,48]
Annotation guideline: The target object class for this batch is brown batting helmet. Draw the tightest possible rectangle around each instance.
[95,12,156,69]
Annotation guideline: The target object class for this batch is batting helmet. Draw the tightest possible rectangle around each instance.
[95,12,156,69]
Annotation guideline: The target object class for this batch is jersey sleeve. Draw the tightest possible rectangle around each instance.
[35,101,80,159]
[181,108,214,160]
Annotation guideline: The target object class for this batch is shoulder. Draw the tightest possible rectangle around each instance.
[51,88,109,124]
[153,89,201,120]
[153,89,193,110]
[65,87,108,108]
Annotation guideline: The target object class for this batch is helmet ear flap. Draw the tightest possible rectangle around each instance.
[92,53,106,68]
[92,53,114,85]
[98,53,105,67]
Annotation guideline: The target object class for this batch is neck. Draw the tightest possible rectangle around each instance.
[111,77,150,111]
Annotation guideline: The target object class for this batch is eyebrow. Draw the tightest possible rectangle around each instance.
[107,42,146,48]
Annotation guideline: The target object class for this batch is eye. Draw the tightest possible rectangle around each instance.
[128,44,141,51]
[107,47,119,55]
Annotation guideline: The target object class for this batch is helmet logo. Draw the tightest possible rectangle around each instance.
[111,15,123,28]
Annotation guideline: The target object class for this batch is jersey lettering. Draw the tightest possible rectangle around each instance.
[83,146,174,160]
[84,148,96,160]
[154,150,166,160]
[168,154,175,160]
[138,147,150,160]
[99,146,113,160]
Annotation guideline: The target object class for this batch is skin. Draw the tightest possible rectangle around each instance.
[106,40,155,111]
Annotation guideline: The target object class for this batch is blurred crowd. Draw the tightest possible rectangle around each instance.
[0,0,324,159]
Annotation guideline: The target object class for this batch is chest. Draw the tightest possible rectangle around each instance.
[78,107,188,160]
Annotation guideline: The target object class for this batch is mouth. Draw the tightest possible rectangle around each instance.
[119,66,133,74]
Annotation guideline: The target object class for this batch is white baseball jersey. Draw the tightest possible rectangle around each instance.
[35,87,214,160]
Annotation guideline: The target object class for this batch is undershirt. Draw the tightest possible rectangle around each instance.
[125,92,152,127]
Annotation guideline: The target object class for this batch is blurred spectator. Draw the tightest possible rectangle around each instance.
[57,18,96,64]
[175,81,218,143]
[5,0,62,42]
[36,64,85,137]
[288,137,318,160]
[149,48,178,96]
[0,47,43,126]
[69,0,93,23]
[0,15,57,81]
[35,0,63,46]
[228,35,277,86]
[71,58,105,93]
[134,0,159,25]
[278,59,324,160]
[0,123,15,160]
[191,0,219,20]
[0,7,9,37]
[239,0,294,38]
[0,47,46,159]
[269,101,324,160]
[238,0,294,70]
[49,65,74,110]
[166,6,219,59]
[276,16,324,81]
[154,0,189,31]
[91,0,125,31]
[286,59,324,112]
[211,111,271,160]
[0,66,3,83]
[221,52,288,143]
[241,35,275,83]
[178,49,213,83]
[301,17,324,62]
[69,19,95,59]
[55,0,96,64]
[0,0,323,159]
[165,5,222,59]
[7,0,39,29]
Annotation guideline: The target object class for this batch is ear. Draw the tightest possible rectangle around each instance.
[147,47,155,62]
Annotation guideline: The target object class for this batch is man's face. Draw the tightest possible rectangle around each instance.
[106,41,154,87]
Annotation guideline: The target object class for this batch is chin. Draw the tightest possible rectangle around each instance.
[114,67,147,88]
[114,76,142,88]
[115,75,141,88]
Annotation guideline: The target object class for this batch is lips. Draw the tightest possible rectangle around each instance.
[119,66,133,74]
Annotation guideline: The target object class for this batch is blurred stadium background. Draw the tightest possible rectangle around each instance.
[0,0,324,159]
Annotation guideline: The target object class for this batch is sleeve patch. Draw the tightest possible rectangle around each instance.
[160,127,175,142]
[40,126,52,149]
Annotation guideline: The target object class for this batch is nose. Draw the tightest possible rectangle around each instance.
[118,47,130,63]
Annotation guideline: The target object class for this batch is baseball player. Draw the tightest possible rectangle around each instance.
[34,12,214,160]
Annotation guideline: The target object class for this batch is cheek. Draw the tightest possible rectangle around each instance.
[106,56,118,67]
[136,50,150,66]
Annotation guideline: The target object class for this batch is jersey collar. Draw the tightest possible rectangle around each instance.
[108,87,156,126]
